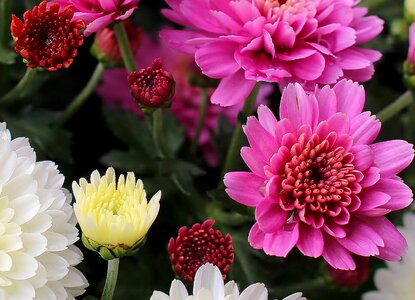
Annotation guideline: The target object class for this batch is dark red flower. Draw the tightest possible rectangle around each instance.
[326,256,370,289]
[128,58,175,109]
[168,219,234,283]
[92,20,143,67]
[10,1,84,71]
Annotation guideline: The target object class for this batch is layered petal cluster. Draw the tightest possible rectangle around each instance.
[72,167,160,260]
[362,213,415,300]
[0,123,88,299]
[168,219,234,282]
[161,0,383,106]
[224,80,414,270]
[150,263,306,300]
[97,34,272,166]
[11,1,84,71]
[53,0,140,35]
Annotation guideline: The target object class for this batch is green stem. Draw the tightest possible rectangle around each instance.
[190,88,208,156]
[0,0,10,48]
[152,108,165,159]
[219,84,259,184]
[114,22,137,73]
[0,68,37,104]
[101,258,120,300]
[55,63,105,127]
[377,90,413,122]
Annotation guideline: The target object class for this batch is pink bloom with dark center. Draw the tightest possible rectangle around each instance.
[53,0,139,36]
[161,0,384,106]
[97,34,272,166]
[168,219,234,283]
[224,79,414,270]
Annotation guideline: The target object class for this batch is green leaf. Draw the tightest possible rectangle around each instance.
[100,149,156,175]
[2,111,73,163]
[162,111,185,156]
[102,108,157,157]
[0,46,16,65]
[170,159,205,195]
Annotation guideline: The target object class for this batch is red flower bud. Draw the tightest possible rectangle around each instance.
[128,58,175,110]
[10,1,85,71]
[168,219,234,283]
[92,20,143,67]
[326,256,370,289]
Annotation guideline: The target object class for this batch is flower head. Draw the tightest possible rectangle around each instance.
[150,263,306,300]
[0,123,88,299]
[128,58,176,111]
[362,212,415,300]
[10,1,84,71]
[168,219,234,283]
[224,79,414,270]
[53,0,139,36]
[97,34,272,166]
[161,0,384,106]
[72,167,160,260]
[91,20,143,67]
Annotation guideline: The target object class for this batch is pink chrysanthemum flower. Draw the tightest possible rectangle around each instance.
[161,0,384,106]
[224,79,414,270]
[53,0,139,36]
[168,219,234,283]
[97,34,272,166]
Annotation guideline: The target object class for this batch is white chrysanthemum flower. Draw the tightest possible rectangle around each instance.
[362,212,415,300]
[0,123,88,299]
[150,263,306,300]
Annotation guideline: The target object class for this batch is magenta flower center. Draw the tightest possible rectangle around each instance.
[279,133,362,228]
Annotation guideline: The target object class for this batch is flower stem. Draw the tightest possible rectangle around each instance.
[0,0,10,48]
[101,258,120,300]
[190,88,208,156]
[219,84,259,184]
[55,62,105,127]
[152,108,166,159]
[377,90,413,122]
[114,22,137,73]
[0,68,37,105]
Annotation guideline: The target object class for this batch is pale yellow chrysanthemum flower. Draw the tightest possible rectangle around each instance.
[72,167,161,260]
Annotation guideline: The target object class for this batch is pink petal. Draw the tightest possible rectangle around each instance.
[240,147,267,176]
[159,29,203,54]
[290,52,325,80]
[357,190,391,215]
[350,112,380,145]
[322,237,356,270]
[315,85,337,121]
[257,105,277,137]
[280,83,319,130]
[360,167,380,188]
[248,223,265,249]
[83,13,115,36]
[354,16,384,44]
[332,80,365,118]
[326,113,350,135]
[243,116,278,161]
[351,144,373,171]
[336,218,384,256]
[180,0,223,33]
[211,71,256,106]
[336,48,376,70]
[328,26,356,52]
[372,178,413,211]
[365,216,407,261]
[297,223,324,257]
[195,41,241,78]
[255,200,288,233]
[224,172,264,207]
[262,224,299,257]
[371,140,414,177]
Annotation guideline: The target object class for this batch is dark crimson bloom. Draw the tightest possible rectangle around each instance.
[326,256,370,288]
[168,219,234,283]
[128,58,175,109]
[92,20,143,67]
[10,1,85,71]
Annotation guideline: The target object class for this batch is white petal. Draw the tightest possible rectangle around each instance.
[193,264,224,300]
[239,283,267,300]
[170,279,189,300]
[151,291,171,300]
